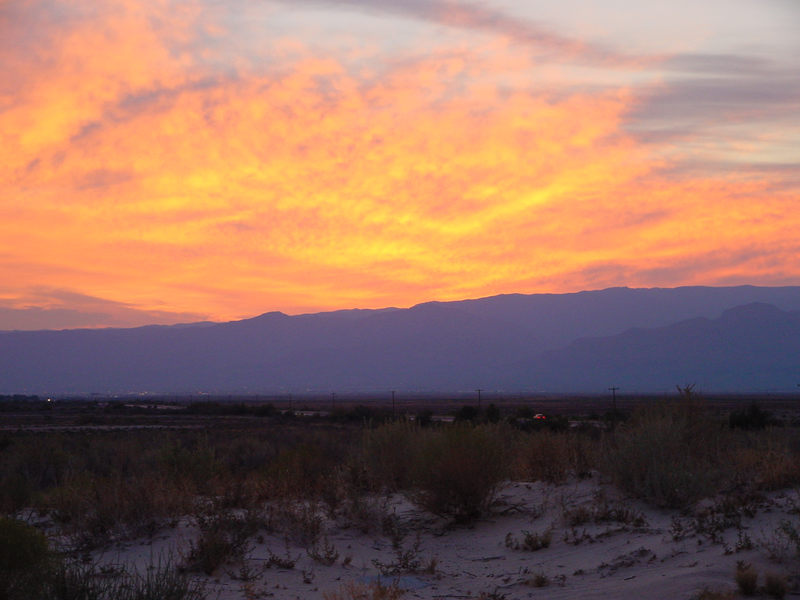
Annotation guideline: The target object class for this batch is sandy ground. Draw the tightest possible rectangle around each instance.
[94,476,800,600]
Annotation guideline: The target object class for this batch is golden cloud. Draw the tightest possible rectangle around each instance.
[1,2,797,322]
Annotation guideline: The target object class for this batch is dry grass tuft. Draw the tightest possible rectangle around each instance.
[764,572,788,599]
[734,561,759,596]
[323,579,405,600]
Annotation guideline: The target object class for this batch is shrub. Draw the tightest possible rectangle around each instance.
[505,529,552,551]
[776,519,800,555]
[454,405,480,423]
[514,430,596,483]
[484,404,501,424]
[267,442,342,501]
[602,400,729,508]
[411,425,509,522]
[526,572,549,587]
[729,403,771,430]
[764,572,787,599]
[360,422,419,493]
[692,589,735,600]
[732,432,800,491]
[0,518,52,600]
[47,473,192,548]
[48,555,206,600]
[185,511,257,575]
[307,535,340,566]
[735,561,758,596]
[323,580,404,600]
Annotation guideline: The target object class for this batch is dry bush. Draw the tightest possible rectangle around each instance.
[264,499,325,545]
[266,442,344,502]
[505,529,552,551]
[735,561,759,596]
[513,430,597,483]
[184,511,258,575]
[764,572,788,599]
[47,473,192,548]
[336,492,392,534]
[360,421,419,492]
[50,553,206,600]
[0,517,53,600]
[411,424,510,522]
[692,589,735,600]
[323,580,404,600]
[732,432,800,491]
[562,491,647,528]
[514,431,570,483]
[601,400,730,508]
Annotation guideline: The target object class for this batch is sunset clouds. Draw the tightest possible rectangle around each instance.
[1,1,798,328]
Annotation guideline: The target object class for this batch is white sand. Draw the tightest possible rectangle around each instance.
[100,476,800,599]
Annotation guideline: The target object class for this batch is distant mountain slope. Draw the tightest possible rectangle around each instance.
[2,285,800,394]
[448,285,800,348]
[526,302,800,392]
[0,301,537,394]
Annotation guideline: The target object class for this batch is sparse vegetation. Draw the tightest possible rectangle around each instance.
[602,399,730,508]
[0,520,204,600]
[411,424,510,521]
[3,395,800,597]
[735,561,759,596]
[764,572,788,599]
[307,535,340,566]
[514,429,596,483]
[526,572,550,587]
[184,510,257,575]
[505,529,552,551]
[323,580,405,600]
[692,588,735,600]
[0,517,53,600]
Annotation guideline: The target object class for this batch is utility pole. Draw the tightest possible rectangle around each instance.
[476,388,482,410]
[391,390,396,420]
[609,386,619,422]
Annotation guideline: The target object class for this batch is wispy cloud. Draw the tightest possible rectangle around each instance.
[0,288,207,330]
[0,1,798,327]
[634,57,800,123]
[274,0,649,66]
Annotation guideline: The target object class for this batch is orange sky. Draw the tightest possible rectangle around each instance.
[1,1,799,328]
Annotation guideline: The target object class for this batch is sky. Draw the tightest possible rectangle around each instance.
[1,0,799,330]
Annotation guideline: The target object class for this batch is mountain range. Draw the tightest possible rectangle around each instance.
[2,285,800,395]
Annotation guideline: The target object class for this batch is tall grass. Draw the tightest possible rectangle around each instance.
[1,402,798,543]
[360,421,419,493]
[0,517,204,600]
[513,430,597,483]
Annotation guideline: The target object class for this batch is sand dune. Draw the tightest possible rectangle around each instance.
[102,476,799,599]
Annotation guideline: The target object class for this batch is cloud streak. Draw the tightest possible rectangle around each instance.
[0,1,798,327]
[276,0,649,66]
[0,288,207,330]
